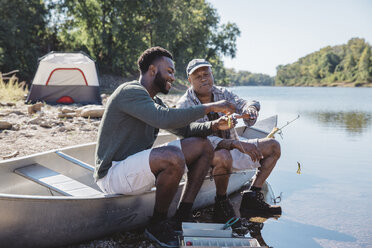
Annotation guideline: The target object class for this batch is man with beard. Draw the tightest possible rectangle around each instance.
[95,47,236,248]
[177,59,282,224]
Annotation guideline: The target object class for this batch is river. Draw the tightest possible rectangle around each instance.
[230,86,372,248]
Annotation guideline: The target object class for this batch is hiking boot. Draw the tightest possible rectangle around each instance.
[144,219,179,247]
[171,212,197,233]
[240,190,282,217]
[212,197,237,224]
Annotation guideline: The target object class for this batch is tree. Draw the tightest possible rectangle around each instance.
[57,0,147,76]
[55,0,240,81]
[0,0,50,81]
[227,68,274,86]
[135,0,240,80]
[0,0,240,84]
[357,46,371,82]
[275,38,372,86]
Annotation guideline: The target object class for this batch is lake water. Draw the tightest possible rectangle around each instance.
[230,86,372,248]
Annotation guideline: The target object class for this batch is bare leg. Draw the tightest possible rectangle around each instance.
[211,149,236,223]
[149,146,186,213]
[180,137,214,203]
[211,149,232,195]
[251,138,281,188]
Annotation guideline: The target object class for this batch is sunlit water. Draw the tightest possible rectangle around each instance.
[230,86,372,248]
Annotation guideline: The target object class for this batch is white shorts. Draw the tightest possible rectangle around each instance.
[97,139,182,195]
[230,138,261,170]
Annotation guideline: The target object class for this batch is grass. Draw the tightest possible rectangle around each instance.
[0,73,28,102]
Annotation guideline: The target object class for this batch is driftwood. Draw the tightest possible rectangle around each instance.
[2,151,19,160]
[1,70,19,76]
[58,112,76,118]
[1,70,26,88]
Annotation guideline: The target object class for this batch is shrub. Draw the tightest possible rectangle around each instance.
[0,72,28,102]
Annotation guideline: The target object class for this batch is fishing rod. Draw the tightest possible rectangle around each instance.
[211,115,301,179]
[267,115,300,138]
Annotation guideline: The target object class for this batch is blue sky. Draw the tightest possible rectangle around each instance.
[208,0,372,76]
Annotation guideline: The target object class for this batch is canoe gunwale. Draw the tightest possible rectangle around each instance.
[0,142,97,165]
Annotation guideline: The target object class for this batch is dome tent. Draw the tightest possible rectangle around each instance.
[26,51,101,104]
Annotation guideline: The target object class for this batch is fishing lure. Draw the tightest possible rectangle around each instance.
[227,115,232,128]
[297,162,301,174]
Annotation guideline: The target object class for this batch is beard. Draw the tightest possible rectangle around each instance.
[154,71,169,94]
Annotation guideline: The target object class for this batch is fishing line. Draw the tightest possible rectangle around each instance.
[209,170,250,180]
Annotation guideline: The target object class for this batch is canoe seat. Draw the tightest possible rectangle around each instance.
[14,164,103,197]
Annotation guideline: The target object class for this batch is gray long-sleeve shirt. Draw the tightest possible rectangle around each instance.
[94,81,212,180]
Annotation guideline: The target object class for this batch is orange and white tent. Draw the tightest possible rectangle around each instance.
[26,52,101,104]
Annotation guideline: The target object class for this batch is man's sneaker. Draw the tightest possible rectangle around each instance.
[144,219,179,247]
[240,190,282,217]
[212,197,237,223]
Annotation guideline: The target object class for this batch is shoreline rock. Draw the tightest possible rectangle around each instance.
[0,121,12,130]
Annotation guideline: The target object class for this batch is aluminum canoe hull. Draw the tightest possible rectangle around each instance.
[0,116,277,247]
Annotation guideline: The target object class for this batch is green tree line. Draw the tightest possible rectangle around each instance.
[226,68,274,86]
[276,38,372,87]
[0,0,240,85]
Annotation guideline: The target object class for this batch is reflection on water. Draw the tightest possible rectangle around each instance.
[306,111,372,134]
[249,222,269,247]
[241,215,281,247]
[239,213,357,248]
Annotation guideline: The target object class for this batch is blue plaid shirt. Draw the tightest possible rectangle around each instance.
[176,86,260,146]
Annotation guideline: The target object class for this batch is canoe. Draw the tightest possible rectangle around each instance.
[0,115,277,247]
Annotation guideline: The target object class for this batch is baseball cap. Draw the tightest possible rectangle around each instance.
[186,59,212,77]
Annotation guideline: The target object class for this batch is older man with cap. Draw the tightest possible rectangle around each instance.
[176,59,282,223]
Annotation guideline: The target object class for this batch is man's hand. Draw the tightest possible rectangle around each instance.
[231,140,263,162]
[211,115,237,131]
[204,100,236,115]
[235,106,258,120]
